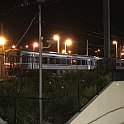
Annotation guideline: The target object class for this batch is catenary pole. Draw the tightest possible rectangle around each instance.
[103,0,110,58]
[37,0,44,123]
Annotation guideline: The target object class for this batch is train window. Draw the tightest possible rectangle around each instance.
[61,59,66,64]
[67,59,71,65]
[122,63,124,67]
[49,58,56,64]
[22,56,29,63]
[5,54,15,63]
[72,59,77,65]
[5,56,9,63]
[22,56,26,63]
[5,56,17,63]
[28,56,30,63]
[82,60,86,65]
[35,57,39,63]
[9,56,14,63]
[14,57,16,63]
[16,56,20,63]
[42,57,47,64]
[31,56,36,63]
[77,60,81,65]
[56,58,61,64]
[91,60,93,65]
[116,63,120,66]
[94,60,97,66]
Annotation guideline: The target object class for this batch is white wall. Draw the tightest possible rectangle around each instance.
[68,81,124,124]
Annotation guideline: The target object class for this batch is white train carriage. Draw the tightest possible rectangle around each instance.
[116,59,124,69]
[42,53,96,70]
[4,49,98,75]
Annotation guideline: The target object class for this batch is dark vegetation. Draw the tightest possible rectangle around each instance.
[0,69,110,124]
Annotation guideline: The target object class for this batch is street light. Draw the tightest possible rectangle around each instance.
[0,37,6,50]
[65,39,72,53]
[33,42,39,51]
[113,41,117,58]
[53,35,60,53]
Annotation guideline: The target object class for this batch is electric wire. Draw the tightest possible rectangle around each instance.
[45,20,124,40]
[44,21,104,39]
[15,12,38,47]
[1,4,22,15]
[1,1,124,45]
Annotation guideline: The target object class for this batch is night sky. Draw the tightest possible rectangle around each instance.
[0,0,124,56]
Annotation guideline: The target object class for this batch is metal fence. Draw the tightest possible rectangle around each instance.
[0,96,54,124]
[0,58,124,124]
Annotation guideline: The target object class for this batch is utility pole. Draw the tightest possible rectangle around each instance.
[37,1,55,123]
[37,0,44,124]
[39,4,43,124]
[103,0,110,58]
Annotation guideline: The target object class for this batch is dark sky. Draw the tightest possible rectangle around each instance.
[0,0,124,56]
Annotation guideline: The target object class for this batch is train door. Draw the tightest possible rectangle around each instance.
[87,59,91,69]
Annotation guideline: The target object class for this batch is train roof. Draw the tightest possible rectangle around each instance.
[5,49,98,59]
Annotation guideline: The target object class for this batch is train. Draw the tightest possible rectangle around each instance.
[3,49,124,76]
[4,49,98,75]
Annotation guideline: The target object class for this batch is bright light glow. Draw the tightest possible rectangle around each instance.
[53,35,59,41]
[0,37,6,46]
[95,49,100,57]
[68,50,71,54]
[97,49,100,52]
[49,52,57,53]
[121,53,124,56]
[33,42,39,50]
[62,49,65,53]
[53,34,60,53]
[33,42,38,47]
[95,49,100,52]
[12,45,16,49]
[64,39,72,54]
[25,45,28,48]
[65,39,72,46]
[113,40,118,58]
[113,40,117,44]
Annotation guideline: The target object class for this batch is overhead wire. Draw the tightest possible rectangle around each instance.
[1,5,22,16]
[45,20,124,40]
[1,0,124,46]
[0,1,114,41]
[15,12,38,47]
[0,0,59,47]
[44,21,104,39]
